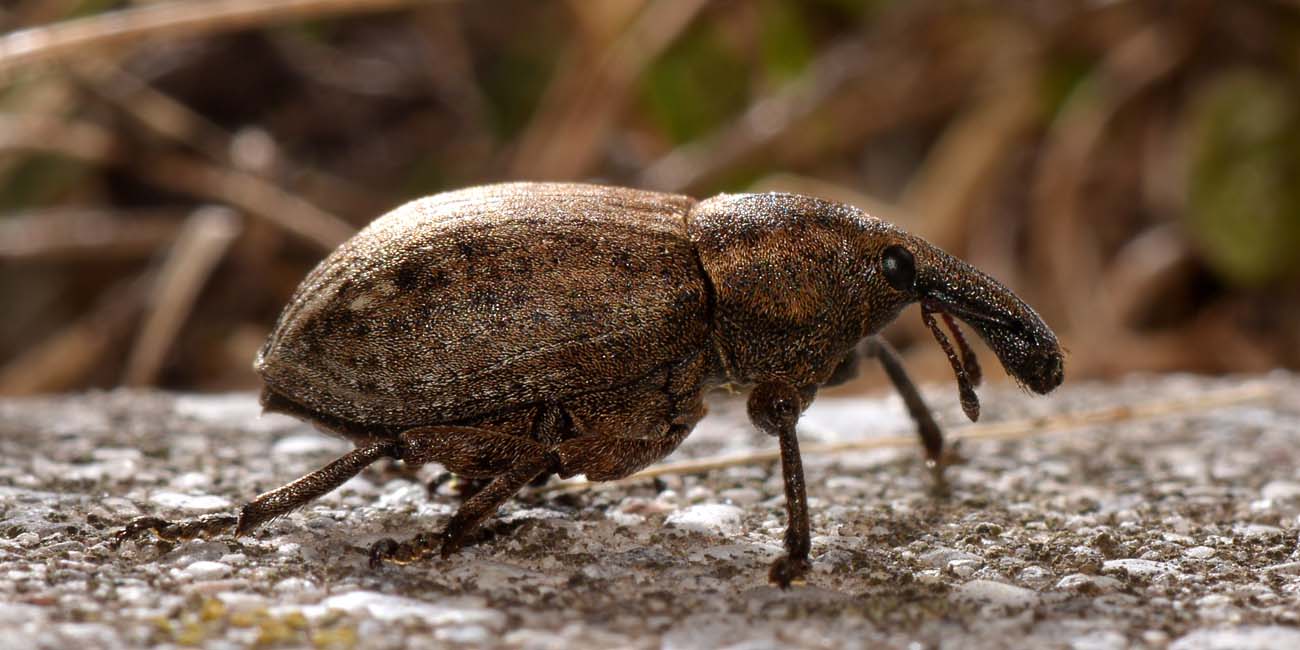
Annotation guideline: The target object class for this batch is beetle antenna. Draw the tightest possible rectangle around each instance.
[922,303,980,422]
[940,311,982,387]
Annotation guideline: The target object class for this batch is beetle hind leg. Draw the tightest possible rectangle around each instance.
[114,438,398,549]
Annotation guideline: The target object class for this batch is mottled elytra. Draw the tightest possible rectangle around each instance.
[116,182,1064,587]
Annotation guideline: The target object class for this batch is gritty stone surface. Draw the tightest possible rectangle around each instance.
[1,374,1299,649]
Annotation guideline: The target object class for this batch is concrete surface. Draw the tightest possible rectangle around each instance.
[1,373,1299,649]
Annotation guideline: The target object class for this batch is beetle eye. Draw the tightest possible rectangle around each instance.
[880,245,916,292]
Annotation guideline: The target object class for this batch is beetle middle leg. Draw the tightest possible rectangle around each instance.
[367,425,557,567]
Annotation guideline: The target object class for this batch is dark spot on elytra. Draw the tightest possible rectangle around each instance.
[392,259,424,292]
[318,308,367,338]
[611,252,635,272]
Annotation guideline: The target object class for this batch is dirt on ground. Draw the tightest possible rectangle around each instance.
[1,373,1299,649]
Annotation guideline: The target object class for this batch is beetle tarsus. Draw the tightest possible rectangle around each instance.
[113,512,238,548]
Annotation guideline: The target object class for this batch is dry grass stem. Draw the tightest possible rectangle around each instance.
[0,0,435,76]
[122,208,241,387]
[0,114,354,250]
[510,0,707,179]
[899,40,1040,252]
[0,278,148,395]
[541,382,1279,494]
[0,208,183,261]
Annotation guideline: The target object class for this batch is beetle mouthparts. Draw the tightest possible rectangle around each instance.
[921,301,982,422]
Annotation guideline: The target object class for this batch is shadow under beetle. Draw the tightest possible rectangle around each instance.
[117,182,1064,587]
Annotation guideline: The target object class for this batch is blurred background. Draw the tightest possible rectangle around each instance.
[1,0,1298,397]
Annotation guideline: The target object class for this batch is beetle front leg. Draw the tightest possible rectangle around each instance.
[748,382,814,588]
[861,337,961,494]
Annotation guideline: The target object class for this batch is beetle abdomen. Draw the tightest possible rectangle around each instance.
[256,183,712,428]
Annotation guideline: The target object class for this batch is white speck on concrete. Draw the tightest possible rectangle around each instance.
[0,603,47,625]
[435,625,492,643]
[1051,574,1122,593]
[1234,523,1284,538]
[1070,630,1128,650]
[949,558,981,578]
[1103,558,1177,578]
[176,561,232,580]
[665,504,744,535]
[270,434,350,456]
[1263,561,1300,575]
[1185,546,1216,559]
[149,491,232,512]
[1261,480,1300,501]
[1170,626,1300,650]
[919,547,982,569]
[296,591,506,629]
[719,487,763,505]
[1018,565,1054,588]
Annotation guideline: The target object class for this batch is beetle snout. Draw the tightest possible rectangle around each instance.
[1014,346,1064,395]
[911,248,1064,396]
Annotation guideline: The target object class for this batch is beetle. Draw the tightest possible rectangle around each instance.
[117,182,1063,587]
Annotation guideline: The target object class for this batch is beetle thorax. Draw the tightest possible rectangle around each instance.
[687,193,882,387]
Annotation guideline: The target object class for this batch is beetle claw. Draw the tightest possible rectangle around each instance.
[926,439,967,497]
[368,532,445,568]
[768,554,811,589]
[368,538,400,569]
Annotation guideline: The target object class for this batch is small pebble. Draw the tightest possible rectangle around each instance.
[954,580,1039,609]
[1055,573,1123,593]
[178,561,232,581]
[1103,558,1176,578]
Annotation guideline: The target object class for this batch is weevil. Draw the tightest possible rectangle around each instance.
[117,182,1063,587]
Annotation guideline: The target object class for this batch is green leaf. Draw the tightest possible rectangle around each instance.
[641,25,749,143]
[1186,70,1300,286]
[760,0,813,83]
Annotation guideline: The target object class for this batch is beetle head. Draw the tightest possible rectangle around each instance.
[859,226,1064,420]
